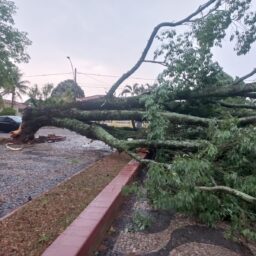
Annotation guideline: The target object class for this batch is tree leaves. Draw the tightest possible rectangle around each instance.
[0,0,31,90]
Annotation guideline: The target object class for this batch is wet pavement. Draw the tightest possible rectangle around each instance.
[0,127,112,218]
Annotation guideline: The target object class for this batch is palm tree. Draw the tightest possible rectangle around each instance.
[120,83,158,129]
[28,84,42,100]
[4,69,29,107]
[120,83,146,129]
[42,83,54,100]
[120,83,143,97]
[120,83,157,97]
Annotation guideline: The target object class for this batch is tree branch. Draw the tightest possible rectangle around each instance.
[233,68,256,85]
[106,0,218,97]
[57,109,212,127]
[144,60,168,66]
[197,186,256,204]
[125,139,206,151]
[189,0,222,22]
[237,115,256,126]
[175,82,256,100]
[51,118,173,168]
[217,101,256,110]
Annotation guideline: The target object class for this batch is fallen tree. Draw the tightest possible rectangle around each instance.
[14,0,256,241]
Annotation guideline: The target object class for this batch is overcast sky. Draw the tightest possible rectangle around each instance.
[13,0,256,98]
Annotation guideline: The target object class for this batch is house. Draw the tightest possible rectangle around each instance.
[2,99,27,116]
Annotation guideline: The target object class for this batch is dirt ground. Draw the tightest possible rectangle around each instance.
[98,177,256,256]
[0,127,112,218]
[0,151,131,256]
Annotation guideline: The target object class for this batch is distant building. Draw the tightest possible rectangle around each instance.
[2,99,27,115]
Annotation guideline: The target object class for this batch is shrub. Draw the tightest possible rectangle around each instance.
[0,107,16,115]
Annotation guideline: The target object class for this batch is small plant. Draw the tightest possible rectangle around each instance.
[122,182,140,196]
[38,233,51,243]
[41,198,48,206]
[0,107,16,115]
[131,210,153,231]
[69,159,80,164]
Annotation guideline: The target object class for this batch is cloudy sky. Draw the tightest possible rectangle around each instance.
[13,0,256,97]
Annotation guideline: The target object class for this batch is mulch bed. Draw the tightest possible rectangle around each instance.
[0,152,130,256]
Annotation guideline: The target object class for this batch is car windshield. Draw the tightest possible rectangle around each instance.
[9,116,22,123]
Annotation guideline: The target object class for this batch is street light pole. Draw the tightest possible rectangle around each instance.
[66,56,76,83]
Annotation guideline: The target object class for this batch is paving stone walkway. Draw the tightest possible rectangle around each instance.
[98,195,256,256]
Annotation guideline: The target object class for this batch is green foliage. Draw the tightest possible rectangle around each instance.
[0,0,31,89]
[42,83,54,100]
[150,0,256,120]
[142,3,256,241]
[120,83,157,97]
[27,80,83,108]
[131,210,153,231]
[122,182,140,196]
[145,121,256,240]
[51,79,84,99]
[3,68,29,105]
[0,107,15,115]
[144,86,169,140]
[27,83,54,107]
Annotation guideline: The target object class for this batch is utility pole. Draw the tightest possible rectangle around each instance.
[74,68,77,83]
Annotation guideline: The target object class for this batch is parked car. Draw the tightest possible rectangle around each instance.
[0,116,22,133]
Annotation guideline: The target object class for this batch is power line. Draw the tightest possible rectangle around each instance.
[24,72,72,77]
[23,71,156,81]
[79,83,110,89]
[78,72,155,81]
[80,73,107,84]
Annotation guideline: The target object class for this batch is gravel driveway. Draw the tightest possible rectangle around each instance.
[0,127,112,218]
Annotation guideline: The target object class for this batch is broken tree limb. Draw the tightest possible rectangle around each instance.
[51,118,180,168]
[217,101,256,110]
[59,109,212,127]
[175,83,256,100]
[197,186,256,204]
[106,0,218,97]
[237,116,256,126]
[124,139,206,151]
[17,105,256,143]
[73,95,145,110]
[52,118,204,152]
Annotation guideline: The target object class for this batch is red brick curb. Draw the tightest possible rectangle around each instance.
[42,152,147,256]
